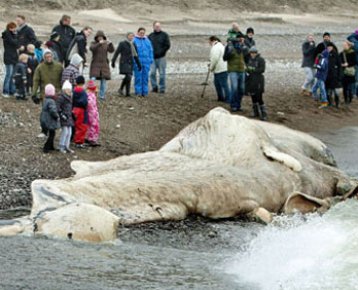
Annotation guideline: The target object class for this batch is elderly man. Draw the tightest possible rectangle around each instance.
[32,49,63,102]
[16,15,37,53]
[148,21,171,94]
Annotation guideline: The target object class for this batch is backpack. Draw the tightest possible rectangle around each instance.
[65,35,80,66]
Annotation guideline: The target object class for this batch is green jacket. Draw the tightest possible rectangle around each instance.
[224,44,246,72]
[33,61,63,100]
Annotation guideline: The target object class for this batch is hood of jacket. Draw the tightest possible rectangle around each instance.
[70,53,83,66]
[94,30,107,41]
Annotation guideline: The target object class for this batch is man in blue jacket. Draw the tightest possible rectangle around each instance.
[149,21,170,94]
[311,48,330,109]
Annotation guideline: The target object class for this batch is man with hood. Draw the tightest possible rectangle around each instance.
[32,49,63,103]
[52,15,76,61]
[62,53,83,87]
[16,15,37,53]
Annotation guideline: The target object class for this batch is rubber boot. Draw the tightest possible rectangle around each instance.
[251,103,260,118]
[259,104,268,121]
[334,94,339,108]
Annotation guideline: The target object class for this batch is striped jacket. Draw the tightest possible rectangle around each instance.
[61,64,79,88]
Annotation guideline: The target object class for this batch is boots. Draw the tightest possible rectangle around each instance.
[251,103,260,118]
[125,81,131,97]
[259,104,268,121]
[334,94,339,108]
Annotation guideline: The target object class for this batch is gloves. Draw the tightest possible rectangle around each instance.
[32,95,40,104]
[246,66,255,73]
[111,62,115,69]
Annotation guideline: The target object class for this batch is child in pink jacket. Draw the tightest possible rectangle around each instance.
[86,80,100,146]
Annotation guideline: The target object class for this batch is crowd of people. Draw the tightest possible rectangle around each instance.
[2,15,358,153]
[301,31,358,108]
[1,15,171,153]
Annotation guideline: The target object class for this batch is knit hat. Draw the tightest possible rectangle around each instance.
[249,46,258,53]
[236,32,245,39]
[62,80,72,91]
[43,48,53,58]
[70,53,83,66]
[45,84,56,96]
[75,75,85,85]
[246,27,254,34]
[87,80,97,91]
[326,41,335,48]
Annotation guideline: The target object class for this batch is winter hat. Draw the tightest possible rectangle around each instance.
[355,29,358,36]
[62,80,72,91]
[70,53,83,66]
[43,48,53,58]
[326,41,335,48]
[87,80,97,91]
[34,40,42,49]
[45,84,56,96]
[246,27,254,34]
[249,46,258,53]
[75,75,85,85]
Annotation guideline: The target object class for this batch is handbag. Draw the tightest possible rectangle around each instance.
[343,52,356,76]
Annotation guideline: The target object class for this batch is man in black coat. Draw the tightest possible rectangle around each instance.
[314,32,338,59]
[148,21,171,93]
[15,15,37,53]
[301,34,316,95]
[111,32,141,97]
[52,15,76,64]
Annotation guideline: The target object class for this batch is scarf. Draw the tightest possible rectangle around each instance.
[126,40,138,58]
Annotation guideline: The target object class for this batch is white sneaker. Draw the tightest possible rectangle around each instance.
[37,133,46,138]
[66,148,75,154]
[60,148,67,154]
[2,94,10,98]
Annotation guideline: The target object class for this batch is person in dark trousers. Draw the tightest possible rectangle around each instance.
[40,84,60,153]
[66,26,93,68]
[26,44,39,95]
[301,34,316,96]
[149,21,171,94]
[52,15,76,63]
[13,53,29,100]
[61,53,83,88]
[112,32,141,97]
[223,32,246,112]
[15,15,37,53]
[340,40,356,105]
[325,42,341,108]
[246,47,267,120]
[2,22,18,98]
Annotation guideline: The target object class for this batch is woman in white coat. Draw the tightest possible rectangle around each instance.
[209,36,230,102]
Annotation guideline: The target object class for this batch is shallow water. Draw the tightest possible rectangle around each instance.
[0,127,357,290]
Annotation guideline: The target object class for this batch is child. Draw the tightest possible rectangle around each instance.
[40,84,60,153]
[34,40,44,63]
[86,80,100,146]
[13,53,29,100]
[311,49,329,109]
[72,75,88,148]
[26,44,39,96]
[57,80,74,154]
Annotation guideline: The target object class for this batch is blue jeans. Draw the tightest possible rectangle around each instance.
[150,57,166,92]
[229,72,245,110]
[312,79,327,102]
[3,64,16,95]
[214,71,230,102]
[91,78,107,99]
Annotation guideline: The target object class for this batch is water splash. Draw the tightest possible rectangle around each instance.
[225,200,358,290]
